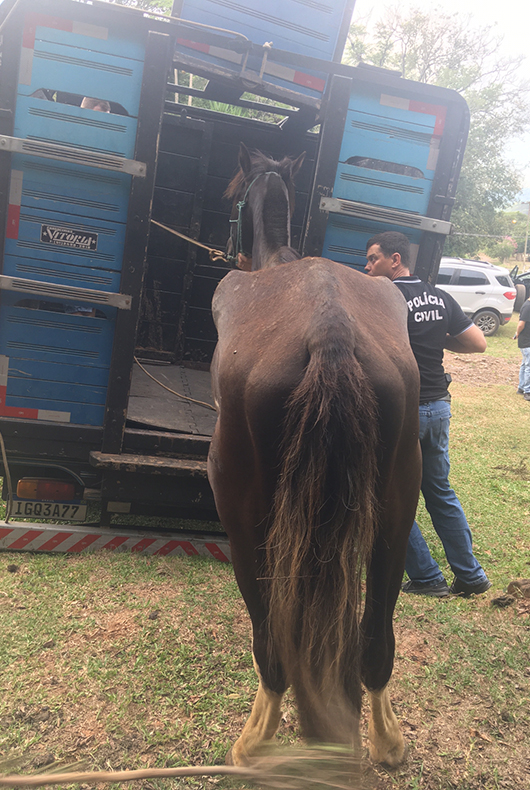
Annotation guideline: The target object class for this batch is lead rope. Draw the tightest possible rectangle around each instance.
[0,765,252,787]
[150,220,228,263]
[0,431,13,523]
[151,170,283,267]
[134,357,216,411]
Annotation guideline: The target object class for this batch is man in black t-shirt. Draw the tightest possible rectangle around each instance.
[365,231,491,598]
[515,296,530,400]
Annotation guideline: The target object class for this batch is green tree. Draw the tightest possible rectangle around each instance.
[344,8,529,257]
[494,211,529,253]
[485,236,517,263]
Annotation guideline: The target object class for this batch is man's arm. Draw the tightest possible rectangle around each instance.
[444,323,487,354]
[513,319,525,340]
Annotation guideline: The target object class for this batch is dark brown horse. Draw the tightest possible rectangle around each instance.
[207,144,421,767]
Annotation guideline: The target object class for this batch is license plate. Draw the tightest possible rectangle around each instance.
[11,500,87,521]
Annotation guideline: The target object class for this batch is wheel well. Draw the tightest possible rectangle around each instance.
[472,308,501,319]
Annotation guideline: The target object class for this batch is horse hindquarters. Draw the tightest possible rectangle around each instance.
[207,383,289,765]
[361,379,421,767]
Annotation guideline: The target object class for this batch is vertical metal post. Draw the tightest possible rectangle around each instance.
[301,74,351,258]
[101,30,172,455]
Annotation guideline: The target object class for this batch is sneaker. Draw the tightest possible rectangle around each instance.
[525,393,530,401]
[401,579,450,597]
[517,388,524,394]
[450,577,492,597]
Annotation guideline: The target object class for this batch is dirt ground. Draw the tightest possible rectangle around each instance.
[444,353,519,387]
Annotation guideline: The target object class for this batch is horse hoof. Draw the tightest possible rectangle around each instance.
[369,739,407,769]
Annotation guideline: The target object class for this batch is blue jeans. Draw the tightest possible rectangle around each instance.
[519,347,530,394]
[405,400,488,586]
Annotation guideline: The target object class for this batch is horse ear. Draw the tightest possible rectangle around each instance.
[239,142,252,175]
[290,151,306,179]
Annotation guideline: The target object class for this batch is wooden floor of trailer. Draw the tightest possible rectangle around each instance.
[127,362,217,437]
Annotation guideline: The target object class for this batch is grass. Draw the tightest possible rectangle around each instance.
[0,332,529,790]
[482,318,521,360]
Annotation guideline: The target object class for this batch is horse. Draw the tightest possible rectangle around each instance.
[207,143,421,768]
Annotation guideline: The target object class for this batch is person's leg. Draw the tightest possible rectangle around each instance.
[521,347,530,395]
[403,404,448,593]
[404,520,446,585]
[419,400,488,586]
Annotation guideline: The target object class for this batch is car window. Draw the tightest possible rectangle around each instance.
[456,269,489,286]
[495,275,511,287]
[436,267,455,285]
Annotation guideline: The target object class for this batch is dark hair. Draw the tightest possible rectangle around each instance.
[366,231,410,268]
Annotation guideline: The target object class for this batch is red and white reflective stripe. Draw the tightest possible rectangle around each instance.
[6,170,22,240]
[0,356,71,422]
[264,60,326,92]
[177,38,326,94]
[380,94,447,136]
[0,523,231,562]
[20,13,108,86]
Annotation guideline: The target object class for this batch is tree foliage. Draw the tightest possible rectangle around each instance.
[344,7,530,257]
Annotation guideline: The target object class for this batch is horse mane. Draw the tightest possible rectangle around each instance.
[224,149,295,200]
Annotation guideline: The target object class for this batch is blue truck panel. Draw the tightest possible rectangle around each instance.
[2,254,121,292]
[177,0,353,98]
[0,295,115,425]
[19,25,145,115]
[5,206,127,278]
[323,82,449,271]
[0,4,146,426]
[179,0,349,60]
[32,22,147,63]
[322,214,423,270]
[0,296,116,367]
[15,96,138,159]
[6,356,112,387]
[11,158,131,225]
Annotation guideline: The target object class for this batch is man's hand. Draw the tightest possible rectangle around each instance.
[236,253,252,271]
[514,319,525,340]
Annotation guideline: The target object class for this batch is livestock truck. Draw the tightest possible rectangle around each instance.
[0,0,468,558]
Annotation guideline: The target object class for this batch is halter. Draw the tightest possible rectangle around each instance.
[227,170,284,266]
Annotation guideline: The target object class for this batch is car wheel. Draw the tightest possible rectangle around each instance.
[514,284,526,312]
[473,310,500,336]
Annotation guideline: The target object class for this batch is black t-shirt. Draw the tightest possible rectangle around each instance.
[518,299,530,348]
[393,276,472,403]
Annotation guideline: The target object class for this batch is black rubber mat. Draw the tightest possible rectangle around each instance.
[127,363,217,436]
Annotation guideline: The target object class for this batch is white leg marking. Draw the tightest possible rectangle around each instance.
[229,677,284,765]
[367,685,405,767]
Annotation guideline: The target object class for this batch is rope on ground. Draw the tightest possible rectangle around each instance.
[150,219,228,263]
[0,748,359,789]
[0,431,13,523]
[134,357,216,411]
[0,765,252,787]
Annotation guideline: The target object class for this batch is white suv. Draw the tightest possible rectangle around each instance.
[435,258,517,336]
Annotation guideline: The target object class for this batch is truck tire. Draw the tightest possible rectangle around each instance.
[473,310,500,336]
[514,284,526,312]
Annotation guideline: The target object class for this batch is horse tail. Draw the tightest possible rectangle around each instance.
[265,310,378,744]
